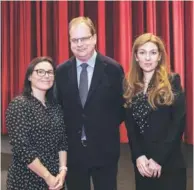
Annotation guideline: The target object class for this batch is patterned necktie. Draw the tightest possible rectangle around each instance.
[79,63,88,140]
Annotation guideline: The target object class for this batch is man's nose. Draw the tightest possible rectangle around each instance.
[77,39,83,46]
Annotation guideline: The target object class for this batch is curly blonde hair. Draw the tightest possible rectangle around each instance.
[124,33,174,109]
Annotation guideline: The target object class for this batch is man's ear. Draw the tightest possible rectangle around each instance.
[93,33,97,45]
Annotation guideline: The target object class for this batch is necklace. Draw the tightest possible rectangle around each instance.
[143,78,150,84]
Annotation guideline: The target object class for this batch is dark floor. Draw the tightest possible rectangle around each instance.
[1,142,193,190]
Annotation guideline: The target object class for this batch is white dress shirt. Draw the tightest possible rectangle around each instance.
[76,51,97,90]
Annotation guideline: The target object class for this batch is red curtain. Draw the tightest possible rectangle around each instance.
[1,1,193,144]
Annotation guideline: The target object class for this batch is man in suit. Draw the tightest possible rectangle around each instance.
[55,16,124,190]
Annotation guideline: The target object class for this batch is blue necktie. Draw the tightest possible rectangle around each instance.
[79,63,88,140]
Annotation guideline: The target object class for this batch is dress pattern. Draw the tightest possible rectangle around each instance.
[131,92,152,134]
[6,95,68,190]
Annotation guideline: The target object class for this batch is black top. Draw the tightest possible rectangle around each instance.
[131,92,152,134]
[6,95,68,190]
[125,73,186,169]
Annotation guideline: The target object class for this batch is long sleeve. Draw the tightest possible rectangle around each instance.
[57,105,68,152]
[6,98,39,165]
[152,74,186,165]
[58,130,68,152]
[125,107,144,161]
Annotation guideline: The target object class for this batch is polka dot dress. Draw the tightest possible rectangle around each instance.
[6,95,68,190]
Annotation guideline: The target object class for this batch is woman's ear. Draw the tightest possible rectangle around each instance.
[135,54,139,62]
[28,76,31,81]
[158,53,162,61]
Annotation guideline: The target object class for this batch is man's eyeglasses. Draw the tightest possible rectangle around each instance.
[33,69,55,77]
[70,35,93,44]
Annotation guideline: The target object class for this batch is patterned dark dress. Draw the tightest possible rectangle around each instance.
[6,95,68,190]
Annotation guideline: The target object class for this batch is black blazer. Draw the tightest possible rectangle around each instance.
[125,73,186,169]
[55,52,124,167]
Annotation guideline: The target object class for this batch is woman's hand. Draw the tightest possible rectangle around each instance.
[44,173,60,189]
[136,155,153,177]
[49,170,67,190]
[148,158,162,178]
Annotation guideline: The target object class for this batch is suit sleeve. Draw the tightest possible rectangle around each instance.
[125,107,144,161]
[6,99,39,165]
[152,74,186,165]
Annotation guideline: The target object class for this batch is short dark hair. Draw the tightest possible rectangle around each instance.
[23,56,56,102]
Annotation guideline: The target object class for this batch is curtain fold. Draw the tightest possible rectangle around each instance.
[1,1,193,144]
[146,1,157,33]
[114,1,132,143]
[97,1,106,55]
[172,1,185,87]
[2,2,8,134]
[184,1,194,144]
[57,1,69,63]
[156,1,171,66]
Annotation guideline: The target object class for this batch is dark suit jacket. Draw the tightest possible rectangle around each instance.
[55,52,124,167]
[125,73,186,169]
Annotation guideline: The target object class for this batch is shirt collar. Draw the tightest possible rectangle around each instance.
[76,50,97,68]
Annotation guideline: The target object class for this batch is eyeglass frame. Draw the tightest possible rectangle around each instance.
[33,69,55,77]
[70,35,93,44]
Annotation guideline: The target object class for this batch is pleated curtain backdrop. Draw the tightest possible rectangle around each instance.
[1,1,193,144]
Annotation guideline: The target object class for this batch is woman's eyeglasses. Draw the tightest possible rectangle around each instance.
[33,69,55,77]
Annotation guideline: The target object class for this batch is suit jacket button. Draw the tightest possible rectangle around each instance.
[82,114,86,119]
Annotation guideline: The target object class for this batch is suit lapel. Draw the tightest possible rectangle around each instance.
[85,53,106,107]
[68,57,82,108]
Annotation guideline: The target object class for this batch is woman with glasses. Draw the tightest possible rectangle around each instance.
[124,33,186,190]
[6,57,68,190]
